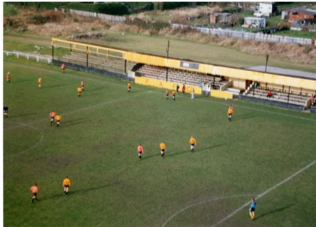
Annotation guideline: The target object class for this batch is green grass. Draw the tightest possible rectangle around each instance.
[3,3,21,16]
[266,15,283,26]
[3,56,316,227]
[4,28,316,73]
[3,35,71,57]
[274,29,316,39]
[274,3,301,12]
[87,31,316,73]
[238,10,254,17]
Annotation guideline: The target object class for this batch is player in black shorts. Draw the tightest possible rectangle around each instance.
[3,105,8,118]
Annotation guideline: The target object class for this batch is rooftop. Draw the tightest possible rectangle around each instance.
[244,66,316,80]
[283,7,316,15]
[296,9,316,15]
[244,17,265,20]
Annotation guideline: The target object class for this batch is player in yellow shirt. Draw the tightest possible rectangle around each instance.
[55,114,62,127]
[128,82,132,92]
[189,136,196,152]
[172,90,176,101]
[227,104,234,121]
[160,142,166,159]
[63,176,71,195]
[38,78,42,88]
[77,87,82,97]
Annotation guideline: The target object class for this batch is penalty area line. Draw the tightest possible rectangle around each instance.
[161,194,256,227]
[210,158,316,227]
[4,61,146,91]
[149,90,316,123]
[4,91,151,131]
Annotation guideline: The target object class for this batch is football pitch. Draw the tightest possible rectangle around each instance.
[3,57,316,227]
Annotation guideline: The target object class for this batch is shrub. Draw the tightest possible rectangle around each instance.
[44,10,64,23]
[4,3,20,16]
[303,45,313,54]
[162,2,190,10]
[96,3,129,15]
[4,17,27,31]
[32,15,48,24]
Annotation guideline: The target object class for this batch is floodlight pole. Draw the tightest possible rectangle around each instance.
[166,40,170,81]
[52,45,54,61]
[265,54,269,73]
[86,47,89,68]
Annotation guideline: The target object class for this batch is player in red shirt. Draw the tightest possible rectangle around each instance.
[50,111,56,125]
[61,64,66,73]
[165,89,169,100]
[137,144,143,160]
[30,183,39,203]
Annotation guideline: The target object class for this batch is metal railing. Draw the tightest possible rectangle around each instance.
[4,51,52,63]
[171,23,316,47]
[56,8,126,23]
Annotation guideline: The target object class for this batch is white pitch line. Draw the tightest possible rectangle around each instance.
[161,194,256,227]
[149,90,316,123]
[4,122,44,156]
[210,158,316,227]
[6,61,316,123]
[4,91,150,131]
[4,61,146,91]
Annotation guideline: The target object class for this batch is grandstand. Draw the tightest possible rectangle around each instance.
[135,64,226,89]
[58,52,136,74]
[245,86,310,106]
[51,38,316,112]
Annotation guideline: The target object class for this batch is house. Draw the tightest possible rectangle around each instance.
[281,8,301,20]
[254,2,274,17]
[282,8,316,22]
[281,8,316,31]
[242,17,266,28]
[209,13,231,24]
[288,9,316,24]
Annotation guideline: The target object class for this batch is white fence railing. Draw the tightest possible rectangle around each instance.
[56,8,126,23]
[171,24,316,47]
[4,51,52,64]
[55,7,315,47]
